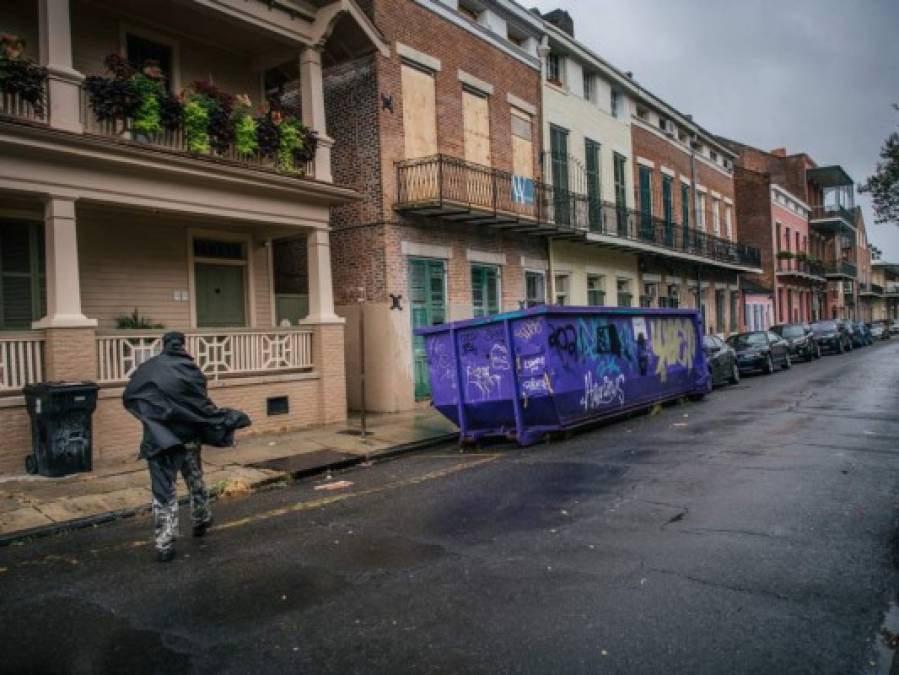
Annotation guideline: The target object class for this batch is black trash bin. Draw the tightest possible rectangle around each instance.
[23,381,99,477]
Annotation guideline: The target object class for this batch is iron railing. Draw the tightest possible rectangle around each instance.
[396,154,761,269]
[0,74,48,123]
[823,260,858,278]
[810,204,855,226]
[776,257,826,278]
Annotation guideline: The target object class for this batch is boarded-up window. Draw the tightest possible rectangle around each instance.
[511,108,533,179]
[462,89,491,166]
[401,63,437,160]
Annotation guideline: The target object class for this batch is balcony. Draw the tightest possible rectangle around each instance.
[858,283,882,297]
[809,204,856,234]
[823,260,858,279]
[775,256,826,282]
[885,282,899,297]
[395,155,762,273]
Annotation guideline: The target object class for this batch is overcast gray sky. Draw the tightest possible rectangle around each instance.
[529,0,899,260]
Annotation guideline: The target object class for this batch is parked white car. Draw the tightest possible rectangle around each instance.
[890,321,899,336]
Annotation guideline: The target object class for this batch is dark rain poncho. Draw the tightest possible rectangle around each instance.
[123,347,251,459]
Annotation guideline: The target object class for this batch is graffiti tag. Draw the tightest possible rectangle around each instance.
[466,366,501,401]
[489,343,511,371]
[579,372,625,412]
[521,376,551,396]
[649,318,695,383]
[548,324,578,359]
[427,339,456,388]
[514,319,541,341]
[520,354,545,375]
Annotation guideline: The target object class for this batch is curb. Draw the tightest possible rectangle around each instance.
[0,432,457,548]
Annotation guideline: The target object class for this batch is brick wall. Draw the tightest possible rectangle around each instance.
[733,166,775,291]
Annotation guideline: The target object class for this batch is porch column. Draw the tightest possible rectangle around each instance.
[301,228,342,325]
[38,0,84,133]
[299,46,333,183]
[33,197,97,381]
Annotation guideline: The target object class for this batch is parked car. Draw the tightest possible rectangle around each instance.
[854,321,874,346]
[726,331,791,374]
[702,334,740,386]
[891,321,899,336]
[844,320,867,348]
[771,323,820,361]
[810,320,851,353]
[869,322,887,340]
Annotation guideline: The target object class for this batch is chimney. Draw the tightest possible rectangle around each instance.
[542,9,574,37]
[770,147,787,157]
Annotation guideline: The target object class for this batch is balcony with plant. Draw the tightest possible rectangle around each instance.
[0,35,48,122]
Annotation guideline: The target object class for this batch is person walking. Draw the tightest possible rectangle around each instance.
[123,332,250,562]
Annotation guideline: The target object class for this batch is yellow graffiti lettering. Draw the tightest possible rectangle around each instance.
[649,318,695,383]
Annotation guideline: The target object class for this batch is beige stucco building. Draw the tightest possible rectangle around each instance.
[0,0,388,475]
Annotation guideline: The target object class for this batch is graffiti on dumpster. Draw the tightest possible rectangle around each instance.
[489,343,511,371]
[427,337,456,389]
[466,365,501,401]
[521,376,551,397]
[580,372,626,411]
[514,319,541,341]
[548,324,578,360]
[648,317,695,383]
[520,353,546,375]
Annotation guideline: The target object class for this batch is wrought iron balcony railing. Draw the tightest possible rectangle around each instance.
[823,260,858,278]
[809,204,856,227]
[776,257,826,278]
[395,154,761,270]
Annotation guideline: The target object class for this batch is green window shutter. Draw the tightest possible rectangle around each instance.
[585,139,601,230]
[662,175,674,246]
[613,153,628,236]
[409,258,447,399]
[681,183,691,247]
[638,166,653,240]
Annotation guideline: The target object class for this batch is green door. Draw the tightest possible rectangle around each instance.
[639,165,653,241]
[410,258,446,399]
[613,153,628,236]
[662,175,674,246]
[585,139,601,231]
[195,263,246,327]
[550,125,570,226]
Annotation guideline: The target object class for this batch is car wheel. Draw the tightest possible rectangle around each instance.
[765,355,774,374]
[729,362,740,385]
[783,353,792,370]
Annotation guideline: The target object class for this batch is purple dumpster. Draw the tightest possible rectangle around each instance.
[416,305,709,446]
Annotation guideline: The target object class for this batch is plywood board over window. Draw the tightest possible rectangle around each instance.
[510,108,533,179]
[462,89,491,167]
[401,63,437,160]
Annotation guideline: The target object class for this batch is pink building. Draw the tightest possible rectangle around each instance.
[771,186,821,325]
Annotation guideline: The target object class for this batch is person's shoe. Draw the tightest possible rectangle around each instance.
[157,548,176,563]
[193,518,212,538]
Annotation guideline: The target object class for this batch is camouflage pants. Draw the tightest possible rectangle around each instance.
[147,443,211,553]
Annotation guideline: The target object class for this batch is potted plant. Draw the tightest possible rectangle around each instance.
[776,250,794,260]
[0,34,49,115]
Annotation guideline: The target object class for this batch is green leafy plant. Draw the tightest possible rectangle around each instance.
[129,73,164,136]
[0,35,48,115]
[115,308,164,330]
[776,250,794,260]
[234,111,258,156]
[183,97,210,154]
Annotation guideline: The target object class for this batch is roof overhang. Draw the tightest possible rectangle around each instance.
[807,165,854,188]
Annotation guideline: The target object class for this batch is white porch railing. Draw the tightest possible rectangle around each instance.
[96,329,314,383]
[0,333,45,392]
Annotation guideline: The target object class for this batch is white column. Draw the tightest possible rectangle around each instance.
[300,229,343,325]
[299,46,333,183]
[32,197,96,329]
[38,0,84,133]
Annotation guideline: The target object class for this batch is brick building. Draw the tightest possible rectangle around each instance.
[629,102,760,336]
[724,142,864,322]
[321,0,547,411]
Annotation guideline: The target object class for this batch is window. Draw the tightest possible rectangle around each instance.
[458,1,479,21]
[712,198,721,235]
[613,153,628,235]
[547,53,563,85]
[471,264,500,317]
[662,175,674,246]
[715,289,726,333]
[401,64,437,160]
[660,284,680,309]
[697,192,707,230]
[550,125,570,225]
[525,270,545,307]
[616,278,632,307]
[681,183,691,245]
[641,283,658,308]
[638,165,653,240]
[610,89,622,118]
[710,150,719,162]
[583,73,594,101]
[585,139,601,230]
[462,89,491,166]
[554,274,569,306]
[126,33,174,91]
[0,221,45,330]
[511,108,534,204]
[730,292,739,333]
[724,205,732,240]
[636,105,649,120]
[587,275,605,306]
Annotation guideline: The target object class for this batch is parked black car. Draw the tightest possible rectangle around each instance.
[771,323,821,361]
[810,320,851,353]
[702,334,740,386]
[726,330,791,374]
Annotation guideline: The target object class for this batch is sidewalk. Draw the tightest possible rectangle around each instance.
[0,408,458,543]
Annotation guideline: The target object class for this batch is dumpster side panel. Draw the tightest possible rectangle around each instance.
[423,330,460,426]
[512,310,707,429]
[455,322,517,438]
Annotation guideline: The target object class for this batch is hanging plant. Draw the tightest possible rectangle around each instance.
[256,115,280,159]
[193,81,234,154]
[183,97,210,154]
[129,73,164,136]
[776,250,795,260]
[0,35,48,115]
[159,92,183,132]
[277,116,302,173]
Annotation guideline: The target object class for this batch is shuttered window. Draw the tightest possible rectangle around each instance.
[401,63,437,160]
[462,89,491,166]
[0,221,45,330]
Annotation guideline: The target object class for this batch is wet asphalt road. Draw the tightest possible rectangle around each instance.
[3,340,899,675]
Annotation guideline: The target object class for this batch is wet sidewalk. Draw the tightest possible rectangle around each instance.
[0,408,457,543]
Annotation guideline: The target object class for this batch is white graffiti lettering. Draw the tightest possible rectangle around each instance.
[489,343,511,371]
[514,320,541,342]
[579,372,625,412]
[521,377,550,396]
[466,366,501,401]
[521,354,546,374]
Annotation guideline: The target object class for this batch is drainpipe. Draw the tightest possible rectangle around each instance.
[537,35,554,304]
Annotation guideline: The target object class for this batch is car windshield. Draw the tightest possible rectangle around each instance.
[812,321,837,333]
[780,325,805,338]
[728,332,767,348]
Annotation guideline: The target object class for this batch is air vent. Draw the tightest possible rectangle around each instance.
[267,396,289,416]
